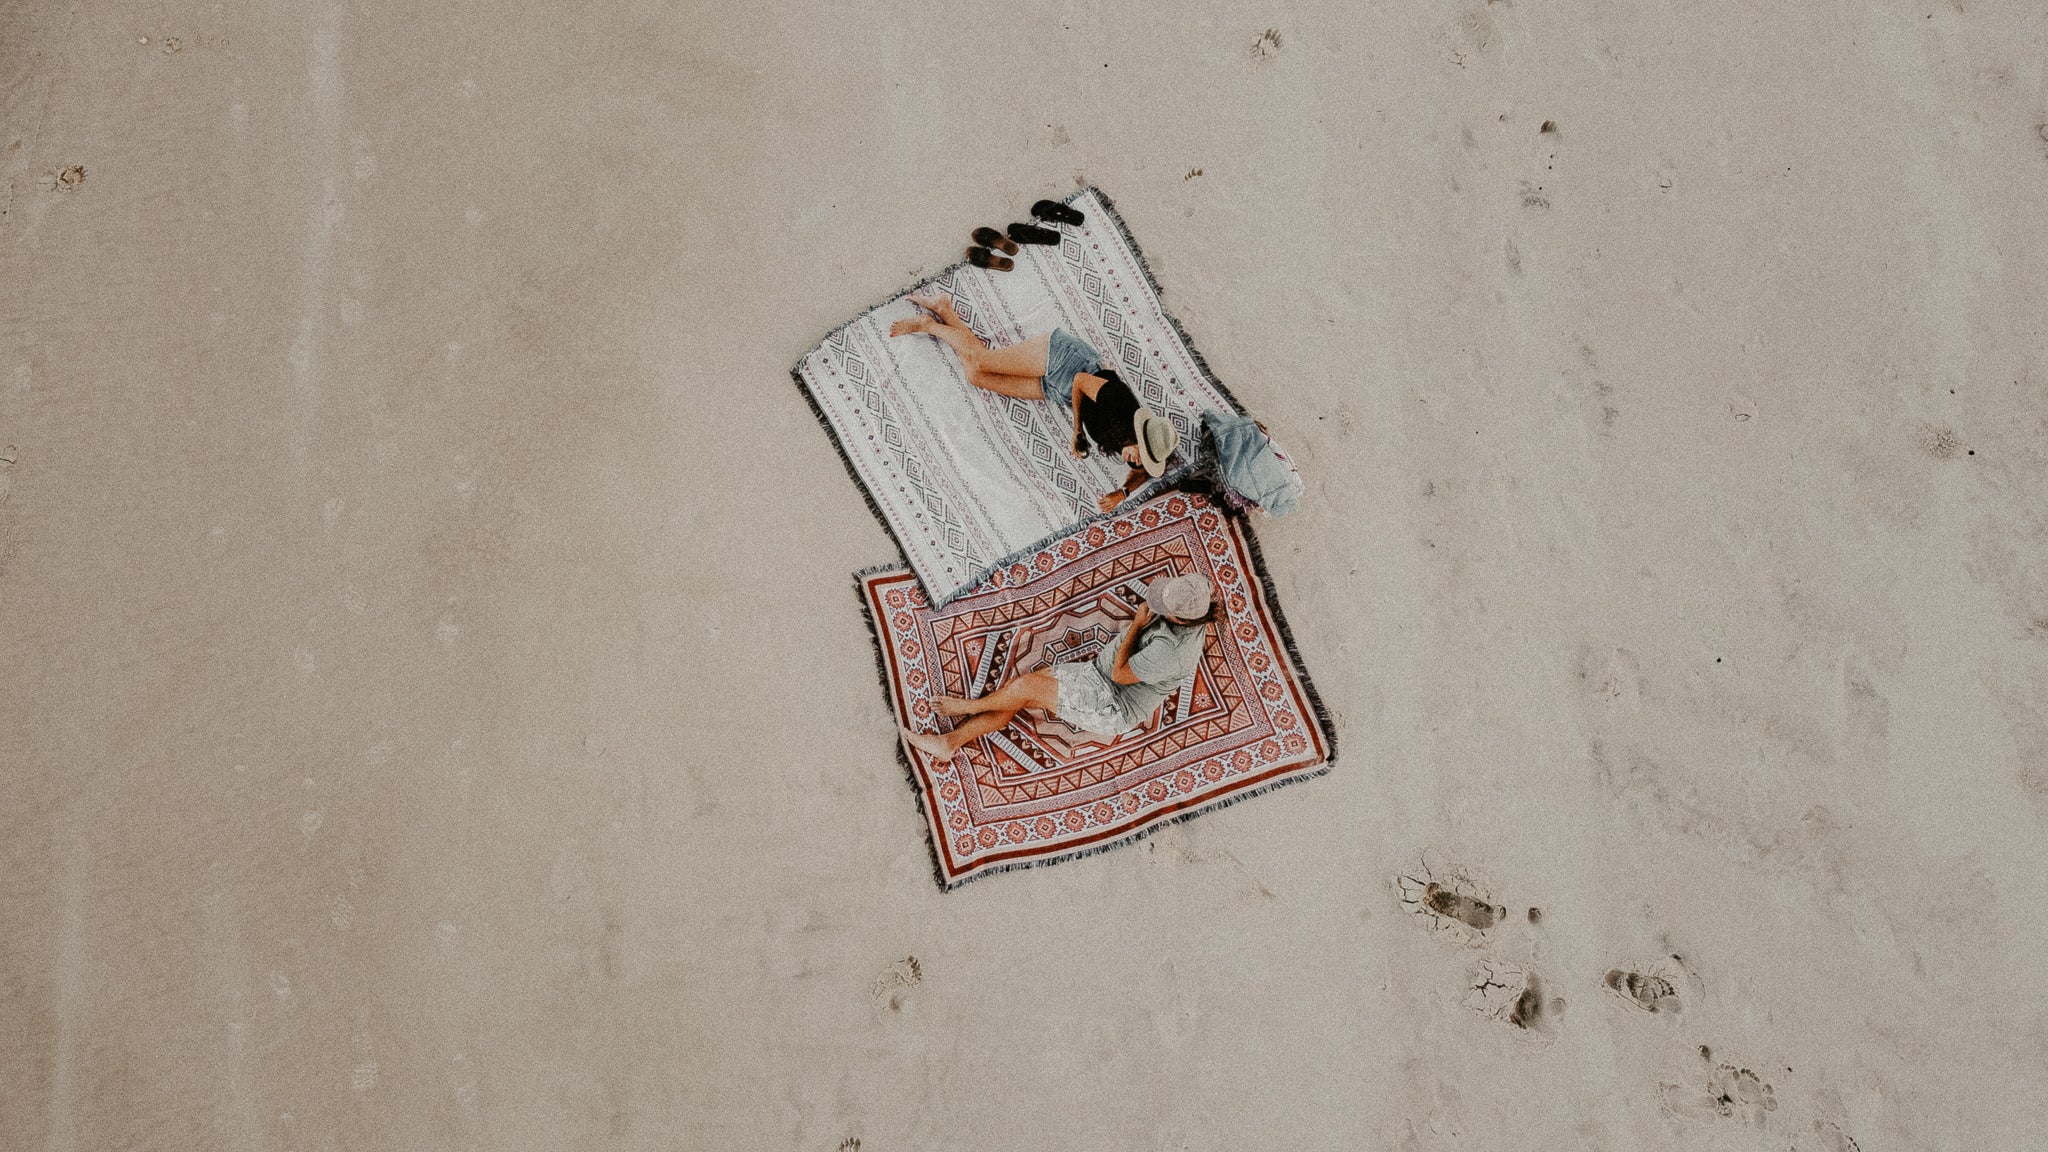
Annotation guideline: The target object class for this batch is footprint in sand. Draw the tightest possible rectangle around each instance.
[1397,852,1506,943]
[1605,967,1676,1012]
[1707,1061,1779,1125]
[1601,954,1699,1016]
[41,165,85,193]
[870,955,922,1013]
[1658,1050,1779,1129]
[1807,1119,1862,1152]
[1465,958,1564,1040]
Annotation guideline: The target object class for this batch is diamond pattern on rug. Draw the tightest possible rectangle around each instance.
[860,490,1332,889]
[796,187,1300,606]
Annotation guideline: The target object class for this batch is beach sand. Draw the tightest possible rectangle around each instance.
[3,1,2045,1148]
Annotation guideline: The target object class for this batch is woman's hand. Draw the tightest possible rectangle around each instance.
[1072,436,1088,459]
[1098,490,1125,513]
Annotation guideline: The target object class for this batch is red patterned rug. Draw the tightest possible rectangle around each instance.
[859,490,1334,889]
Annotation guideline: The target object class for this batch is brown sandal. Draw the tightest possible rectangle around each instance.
[966,246,1014,271]
[971,226,1019,255]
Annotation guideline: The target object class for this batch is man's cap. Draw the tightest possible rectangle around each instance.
[1145,574,1212,620]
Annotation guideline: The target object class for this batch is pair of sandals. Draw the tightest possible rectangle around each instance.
[966,199,1086,270]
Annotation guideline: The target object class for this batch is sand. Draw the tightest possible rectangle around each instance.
[3,1,2046,1148]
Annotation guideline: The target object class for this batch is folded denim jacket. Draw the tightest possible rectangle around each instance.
[1200,411,1303,517]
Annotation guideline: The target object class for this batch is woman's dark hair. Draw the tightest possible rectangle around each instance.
[1092,369,1139,449]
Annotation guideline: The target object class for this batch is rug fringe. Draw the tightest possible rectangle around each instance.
[1159,419,1339,764]
[792,259,974,369]
[935,761,1332,891]
[1230,512,1342,769]
[790,366,927,578]
[851,568,958,892]
[928,457,1197,610]
[1075,186,1257,420]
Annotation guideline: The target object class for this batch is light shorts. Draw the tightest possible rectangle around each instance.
[1039,327,1104,410]
[1050,661,1137,737]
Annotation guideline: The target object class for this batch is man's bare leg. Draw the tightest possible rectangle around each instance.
[900,727,953,759]
[908,670,1061,760]
[934,670,1059,717]
[901,707,1020,761]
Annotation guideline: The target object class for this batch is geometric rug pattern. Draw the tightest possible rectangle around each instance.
[859,490,1333,888]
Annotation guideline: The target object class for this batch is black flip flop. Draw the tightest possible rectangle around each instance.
[1006,221,1061,246]
[966,246,1014,271]
[1031,199,1085,226]
[971,226,1019,255]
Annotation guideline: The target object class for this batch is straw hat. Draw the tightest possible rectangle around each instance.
[1132,408,1179,476]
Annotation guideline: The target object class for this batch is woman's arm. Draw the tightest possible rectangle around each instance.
[1071,372,1111,454]
[1097,467,1149,513]
[1070,376,1086,455]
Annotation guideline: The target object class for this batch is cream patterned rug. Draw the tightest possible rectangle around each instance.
[794,187,1294,605]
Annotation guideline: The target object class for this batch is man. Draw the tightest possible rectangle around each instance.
[890,293,1178,512]
[901,574,1215,761]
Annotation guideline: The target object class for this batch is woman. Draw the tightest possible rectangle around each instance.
[890,294,1179,512]
[900,575,1216,762]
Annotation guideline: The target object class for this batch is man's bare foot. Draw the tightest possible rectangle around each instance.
[933,696,977,717]
[907,294,965,328]
[900,727,955,761]
[889,316,935,338]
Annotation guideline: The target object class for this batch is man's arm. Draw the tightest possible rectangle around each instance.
[1110,604,1152,685]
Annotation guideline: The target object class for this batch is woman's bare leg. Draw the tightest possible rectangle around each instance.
[908,294,968,329]
[966,368,1048,399]
[973,332,1052,378]
[890,311,1052,395]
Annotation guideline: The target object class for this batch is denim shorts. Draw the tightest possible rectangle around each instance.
[1039,328,1103,410]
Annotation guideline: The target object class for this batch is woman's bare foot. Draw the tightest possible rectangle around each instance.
[907,294,965,328]
[933,696,977,717]
[889,315,937,338]
[900,727,955,761]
